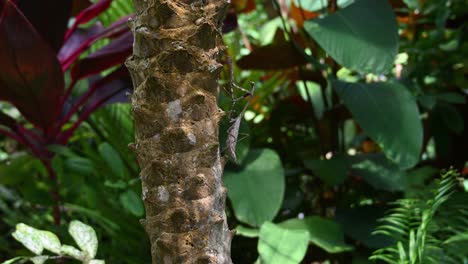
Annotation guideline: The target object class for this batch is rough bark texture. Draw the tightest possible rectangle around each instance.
[125,0,232,263]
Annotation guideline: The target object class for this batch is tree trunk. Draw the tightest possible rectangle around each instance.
[126,0,232,263]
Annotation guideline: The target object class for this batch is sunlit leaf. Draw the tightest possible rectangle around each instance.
[334,81,422,169]
[69,220,98,259]
[224,149,285,227]
[258,222,309,264]
[280,217,354,253]
[304,0,398,74]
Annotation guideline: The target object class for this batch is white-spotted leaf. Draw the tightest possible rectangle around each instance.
[30,256,48,264]
[12,223,44,255]
[69,220,98,259]
[60,244,85,260]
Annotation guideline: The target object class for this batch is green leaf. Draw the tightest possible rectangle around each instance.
[336,206,395,249]
[65,157,95,176]
[349,154,407,191]
[98,142,126,178]
[68,221,98,259]
[1,257,26,264]
[60,244,84,260]
[304,154,347,185]
[224,149,285,227]
[30,256,48,264]
[280,217,354,253]
[445,232,468,244]
[304,0,398,74]
[119,190,144,217]
[236,225,260,238]
[334,81,423,169]
[298,0,353,12]
[12,223,61,255]
[258,222,309,264]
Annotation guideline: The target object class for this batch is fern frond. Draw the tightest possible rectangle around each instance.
[370,168,465,263]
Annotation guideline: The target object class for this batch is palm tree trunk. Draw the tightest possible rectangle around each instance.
[126,0,232,263]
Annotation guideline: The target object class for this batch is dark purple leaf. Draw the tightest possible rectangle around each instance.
[71,31,133,80]
[71,0,92,16]
[0,111,16,130]
[64,0,112,41]
[16,0,72,52]
[59,16,129,70]
[58,24,103,64]
[222,12,238,33]
[83,66,132,110]
[0,0,64,130]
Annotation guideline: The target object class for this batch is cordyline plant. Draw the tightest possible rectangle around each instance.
[0,0,134,225]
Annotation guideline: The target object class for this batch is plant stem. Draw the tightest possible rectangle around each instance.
[44,159,62,225]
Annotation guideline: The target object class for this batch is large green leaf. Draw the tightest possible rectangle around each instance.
[257,222,309,264]
[280,217,354,253]
[304,0,398,74]
[304,154,348,186]
[348,154,407,191]
[334,81,423,169]
[224,149,285,227]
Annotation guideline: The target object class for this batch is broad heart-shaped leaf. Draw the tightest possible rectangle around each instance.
[68,220,98,259]
[304,154,347,185]
[11,223,61,255]
[16,0,72,51]
[257,222,309,264]
[304,0,398,74]
[0,0,64,129]
[348,154,407,191]
[280,217,354,253]
[334,81,423,169]
[224,149,285,227]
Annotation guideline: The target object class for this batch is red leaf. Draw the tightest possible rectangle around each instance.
[0,0,64,130]
[71,0,92,16]
[64,0,112,41]
[71,31,133,80]
[83,66,132,110]
[16,0,72,51]
[59,16,129,70]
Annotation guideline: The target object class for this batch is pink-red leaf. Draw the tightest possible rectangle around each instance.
[71,31,133,81]
[59,16,129,71]
[64,0,112,41]
[0,0,64,130]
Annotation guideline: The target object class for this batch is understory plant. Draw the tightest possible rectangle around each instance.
[371,169,468,263]
[2,220,104,264]
[0,0,133,224]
